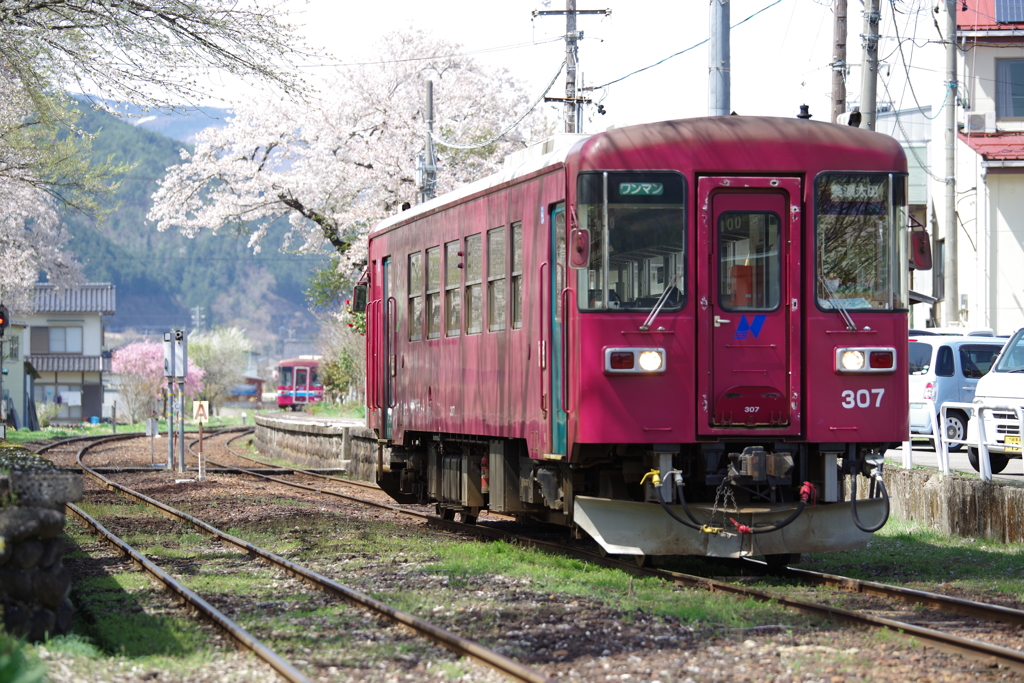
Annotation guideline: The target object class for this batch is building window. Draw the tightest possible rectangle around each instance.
[465,234,483,335]
[445,240,461,337]
[426,246,441,339]
[3,334,17,360]
[487,227,506,332]
[408,252,423,341]
[511,221,523,329]
[997,59,1024,118]
[34,384,83,420]
[49,327,83,354]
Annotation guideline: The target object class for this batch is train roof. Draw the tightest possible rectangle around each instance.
[372,116,906,235]
[278,356,321,365]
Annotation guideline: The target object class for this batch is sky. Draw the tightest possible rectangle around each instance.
[211,0,865,133]
[194,0,951,143]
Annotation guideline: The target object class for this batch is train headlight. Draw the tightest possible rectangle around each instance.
[840,350,865,371]
[604,347,667,374]
[638,350,664,372]
[835,347,897,374]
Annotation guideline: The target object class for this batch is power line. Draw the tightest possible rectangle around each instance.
[582,0,784,91]
[430,61,566,151]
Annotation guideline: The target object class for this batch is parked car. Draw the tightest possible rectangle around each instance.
[908,335,1005,452]
[966,326,1024,473]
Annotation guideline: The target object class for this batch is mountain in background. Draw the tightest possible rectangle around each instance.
[96,100,233,145]
[62,101,326,351]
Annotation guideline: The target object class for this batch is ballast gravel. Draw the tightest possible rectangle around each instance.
[33,435,1024,683]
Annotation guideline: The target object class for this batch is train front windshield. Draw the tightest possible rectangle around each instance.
[576,172,686,311]
[815,173,909,311]
[280,367,293,387]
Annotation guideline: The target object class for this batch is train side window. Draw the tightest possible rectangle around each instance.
[511,221,523,329]
[488,227,506,332]
[408,252,423,341]
[426,246,441,339]
[445,240,461,337]
[465,233,483,334]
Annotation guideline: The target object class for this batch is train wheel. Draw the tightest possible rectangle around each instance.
[634,554,653,568]
[436,505,455,521]
[456,510,477,525]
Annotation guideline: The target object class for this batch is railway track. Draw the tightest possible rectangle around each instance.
[40,432,553,683]
[190,428,1024,675]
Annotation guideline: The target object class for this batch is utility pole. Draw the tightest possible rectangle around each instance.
[535,5,610,133]
[709,0,730,116]
[859,0,880,130]
[418,80,437,204]
[831,0,848,123]
[943,0,959,325]
[566,0,578,133]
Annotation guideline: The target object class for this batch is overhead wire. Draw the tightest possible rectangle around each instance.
[581,0,784,92]
[429,60,566,150]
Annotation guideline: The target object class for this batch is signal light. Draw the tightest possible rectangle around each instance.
[869,351,894,369]
[0,305,9,338]
[610,352,634,370]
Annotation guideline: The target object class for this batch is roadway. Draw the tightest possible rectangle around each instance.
[883,442,1024,485]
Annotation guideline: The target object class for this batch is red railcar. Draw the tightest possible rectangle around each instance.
[276,356,323,410]
[358,116,912,562]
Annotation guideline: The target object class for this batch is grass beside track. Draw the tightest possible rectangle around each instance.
[39,450,1024,681]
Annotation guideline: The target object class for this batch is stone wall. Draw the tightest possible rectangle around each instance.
[0,444,83,641]
[253,414,380,481]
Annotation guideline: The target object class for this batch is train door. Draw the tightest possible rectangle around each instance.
[550,203,568,455]
[382,256,395,440]
[696,177,803,435]
[294,367,309,405]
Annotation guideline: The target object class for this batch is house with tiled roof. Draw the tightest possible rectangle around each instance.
[3,284,116,428]
[950,0,1024,331]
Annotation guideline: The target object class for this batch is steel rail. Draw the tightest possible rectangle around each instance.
[65,501,313,683]
[213,430,381,490]
[776,564,1024,627]
[185,431,1024,673]
[75,432,552,683]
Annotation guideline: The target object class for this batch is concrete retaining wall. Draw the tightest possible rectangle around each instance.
[883,468,1024,543]
[252,417,1024,543]
[253,414,379,481]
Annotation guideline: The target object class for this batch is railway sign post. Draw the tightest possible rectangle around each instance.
[193,401,209,481]
[175,330,187,473]
[163,332,175,470]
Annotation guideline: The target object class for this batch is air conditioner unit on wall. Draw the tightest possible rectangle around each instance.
[965,111,997,134]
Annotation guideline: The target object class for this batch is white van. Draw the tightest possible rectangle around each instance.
[966,326,1024,473]
[908,336,1004,451]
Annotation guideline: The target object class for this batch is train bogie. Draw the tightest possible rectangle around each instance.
[362,116,913,558]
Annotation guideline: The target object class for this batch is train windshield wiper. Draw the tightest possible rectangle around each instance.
[640,279,678,331]
[817,273,857,331]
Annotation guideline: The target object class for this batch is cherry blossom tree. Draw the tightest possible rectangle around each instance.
[0,79,126,311]
[0,0,314,112]
[112,341,204,423]
[149,30,552,278]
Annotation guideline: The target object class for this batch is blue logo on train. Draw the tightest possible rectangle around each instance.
[734,314,766,340]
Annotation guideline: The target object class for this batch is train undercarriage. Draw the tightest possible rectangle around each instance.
[377,435,891,558]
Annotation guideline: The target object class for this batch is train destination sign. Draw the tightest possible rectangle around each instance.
[619,182,664,196]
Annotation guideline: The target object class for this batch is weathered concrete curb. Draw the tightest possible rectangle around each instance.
[253,413,379,481]
[882,467,1023,543]
[252,417,1024,543]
